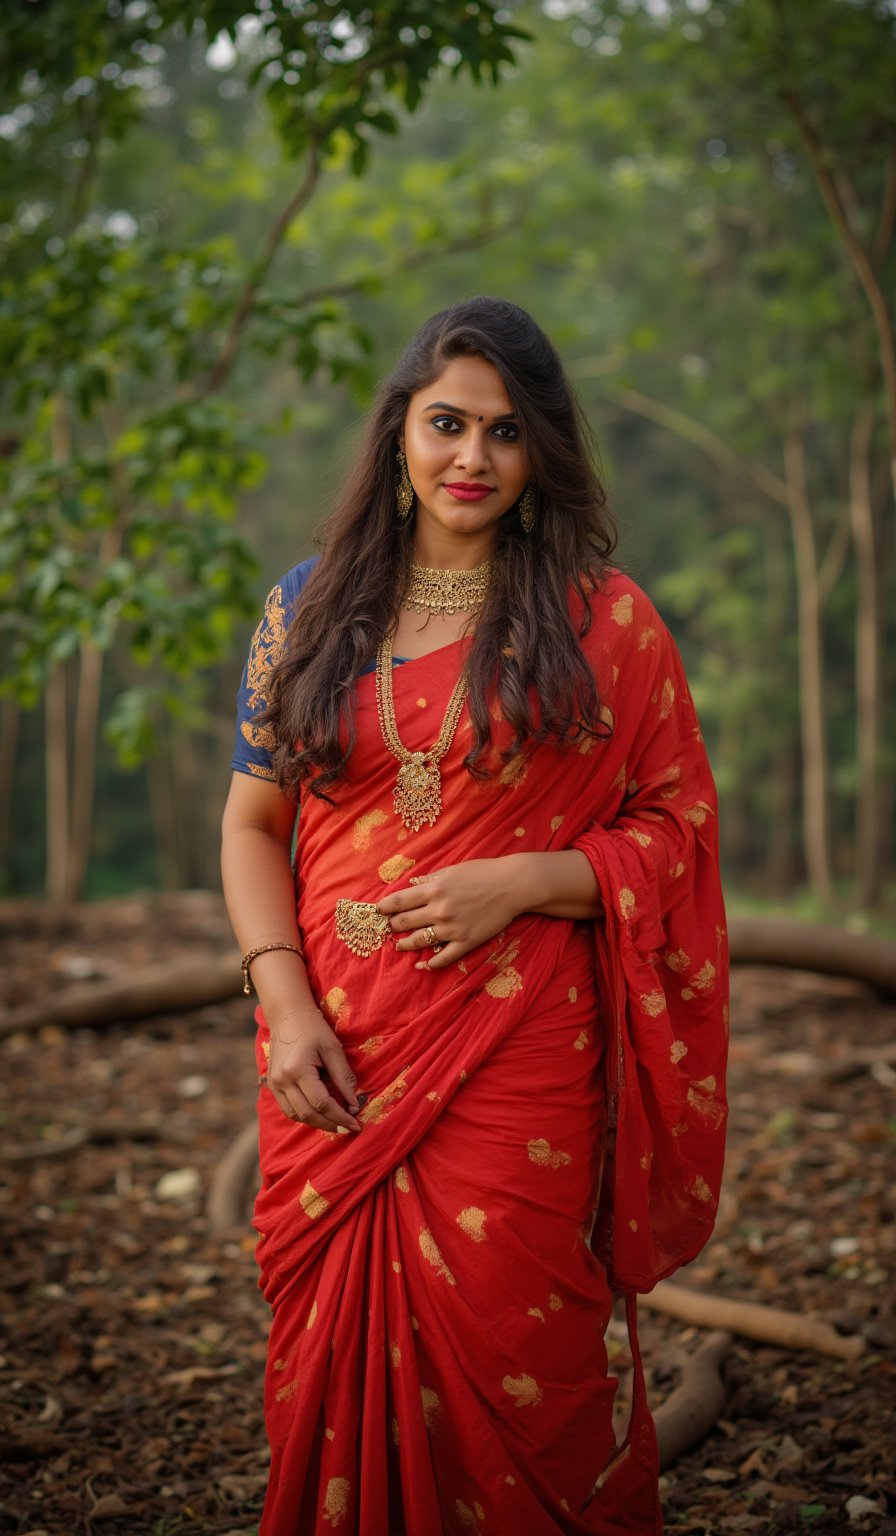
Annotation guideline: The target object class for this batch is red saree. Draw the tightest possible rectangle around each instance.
[251,572,728,1535]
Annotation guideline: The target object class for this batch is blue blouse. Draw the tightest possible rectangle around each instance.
[230,556,409,781]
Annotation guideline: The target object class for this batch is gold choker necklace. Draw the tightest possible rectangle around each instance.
[404,561,493,616]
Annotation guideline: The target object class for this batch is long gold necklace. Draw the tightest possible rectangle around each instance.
[404,561,492,616]
[375,630,469,831]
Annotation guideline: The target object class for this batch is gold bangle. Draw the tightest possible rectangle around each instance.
[241,941,304,995]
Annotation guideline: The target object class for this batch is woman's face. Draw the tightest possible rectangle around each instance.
[400,354,530,548]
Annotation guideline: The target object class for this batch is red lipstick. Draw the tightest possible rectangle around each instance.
[444,482,493,501]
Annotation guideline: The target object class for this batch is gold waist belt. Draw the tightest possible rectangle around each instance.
[335,899,392,958]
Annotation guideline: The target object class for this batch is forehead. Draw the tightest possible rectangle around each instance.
[411,354,514,416]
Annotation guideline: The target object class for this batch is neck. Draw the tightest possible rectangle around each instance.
[411,521,495,571]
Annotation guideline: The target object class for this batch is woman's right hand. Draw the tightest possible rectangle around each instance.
[266,1007,363,1134]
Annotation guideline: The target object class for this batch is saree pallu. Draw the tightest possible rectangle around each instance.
[253,573,729,1535]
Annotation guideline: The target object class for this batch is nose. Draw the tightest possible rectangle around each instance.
[453,426,491,475]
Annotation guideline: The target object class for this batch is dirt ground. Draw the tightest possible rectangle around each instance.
[0,893,893,1536]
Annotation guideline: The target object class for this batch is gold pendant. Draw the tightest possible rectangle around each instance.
[394,752,442,832]
[334,899,392,958]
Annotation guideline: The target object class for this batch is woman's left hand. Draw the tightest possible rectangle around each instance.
[378,857,523,971]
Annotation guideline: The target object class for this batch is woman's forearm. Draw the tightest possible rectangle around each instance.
[221,824,318,1025]
[508,849,603,921]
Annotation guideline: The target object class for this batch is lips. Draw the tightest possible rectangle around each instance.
[444,482,494,502]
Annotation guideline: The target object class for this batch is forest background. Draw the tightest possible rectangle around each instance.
[2,0,894,923]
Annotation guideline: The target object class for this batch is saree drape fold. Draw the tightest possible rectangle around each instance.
[245,571,728,1536]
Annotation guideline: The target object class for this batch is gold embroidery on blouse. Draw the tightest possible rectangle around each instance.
[502,1373,543,1409]
[240,584,288,756]
[248,761,276,780]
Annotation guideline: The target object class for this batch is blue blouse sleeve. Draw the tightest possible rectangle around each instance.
[230,557,318,781]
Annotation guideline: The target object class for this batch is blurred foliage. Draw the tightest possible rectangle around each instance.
[0,0,893,908]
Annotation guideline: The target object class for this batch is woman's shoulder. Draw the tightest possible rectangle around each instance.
[577,566,668,643]
[272,554,320,613]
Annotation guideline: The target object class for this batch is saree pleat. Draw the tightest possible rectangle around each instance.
[249,573,728,1535]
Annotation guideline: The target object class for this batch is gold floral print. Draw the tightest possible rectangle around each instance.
[670,1039,688,1064]
[550,814,565,831]
[611,593,633,626]
[548,1294,563,1311]
[322,987,351,1025]
[322,1476,350,1527]
[638,625,658,649]
[390,1342,401,1367]
[378,854,416,883]
[627,827,652,848]
[573,1029,588,1050]
[247,760,276,780]
[485,966,523,999]
[639,991,667,1017]
[419,1228,456,1285]
[275,1379,297,1402]
[502,1372,543,1408]
[359,1070,408,1125]
[352,809,388,851]
[455,1207,487,1242]
[300,1182,329,1220]
[659,678,676,719]
[665,948,690,973]
[394,1165,410,1193]
[421,1386,441,1432]
[527,1138,571,1170]
[618,887,637,920]
[528,1307,545,1322]
[499,753,529,787]
[691,1174,713,1203]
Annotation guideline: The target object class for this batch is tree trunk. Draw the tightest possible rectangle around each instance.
[849,400,882,907]
[65,641,104,902]
[44,667,69,901]
[0,694,20,885]
[783,426,834,904]
[146,725,187,891]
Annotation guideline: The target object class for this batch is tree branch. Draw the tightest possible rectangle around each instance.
[202,142,323,397]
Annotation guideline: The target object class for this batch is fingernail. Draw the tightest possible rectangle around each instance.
[336,1125,350,1135]
[415,961,429,971]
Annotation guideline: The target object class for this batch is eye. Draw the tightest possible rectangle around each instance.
[492,423,520,442]
[430,415,462,433]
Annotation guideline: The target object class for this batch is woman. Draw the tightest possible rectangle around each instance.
[221,297,728,1536]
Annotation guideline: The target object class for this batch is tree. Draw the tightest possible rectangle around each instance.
[0,0,527,899]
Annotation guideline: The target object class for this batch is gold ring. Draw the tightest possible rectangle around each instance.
[431,943,443,954]
[421,925,439,947]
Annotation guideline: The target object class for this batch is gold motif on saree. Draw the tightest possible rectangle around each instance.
[358,1071,408,1125]
[306,1299,318,1329]
[334,899,391,958]
[527,1138,571,1170]
[421,1386,441,1432]
[660,677,676,718]
[456,1206,487,1242]
[322,1476,350,1526]
[419,1227,456,1285]
[670,1039,688,1064]
[548,1293,563,1310]
[394,1165,410,1193]
[640,990,667,1017]
[573,1029,588,1050]
[528,1307,545,1322]
[618,887,637,920]
[611,593,633,626]
[378,853,416,883]
[502,1373,543,1409]
[352,808,388,851]
[485,966,523,999]
[691,1174,713,1203]
[300,1181,329,1220]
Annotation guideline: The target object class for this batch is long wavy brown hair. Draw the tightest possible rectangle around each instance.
[262,297,617,802]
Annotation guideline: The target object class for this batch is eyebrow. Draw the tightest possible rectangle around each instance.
[422,400,518,421]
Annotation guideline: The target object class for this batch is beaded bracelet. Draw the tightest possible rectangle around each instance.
[241,941,305,995]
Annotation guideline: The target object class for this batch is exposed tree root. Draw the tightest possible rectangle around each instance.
[2,917,894,1040]
[207,1118,259,1232]
[1,1117,191,1161]
[655,1328,732,1471]
[642,1280,866,1361]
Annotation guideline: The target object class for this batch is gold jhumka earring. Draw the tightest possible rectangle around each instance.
[519,483,536,534]
[396,448,414,521]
